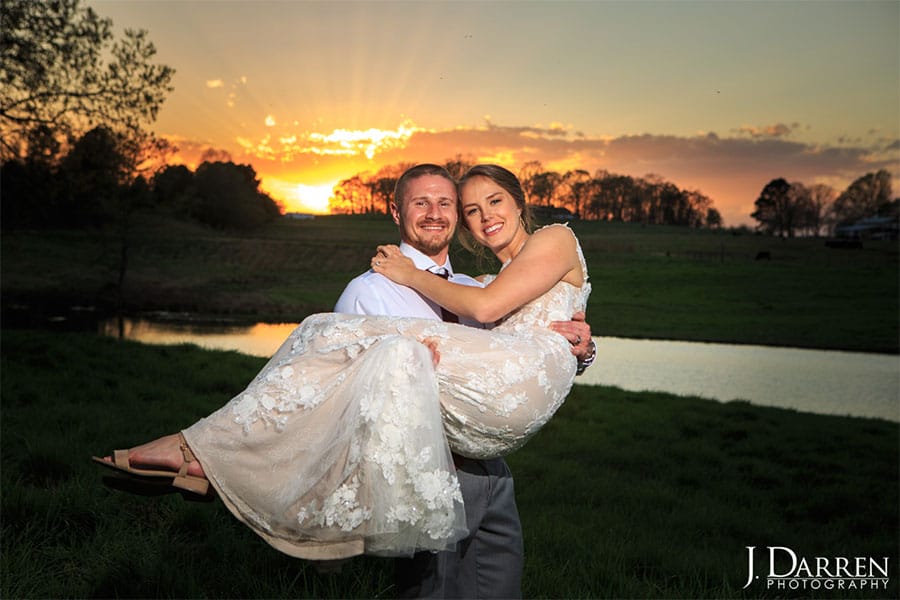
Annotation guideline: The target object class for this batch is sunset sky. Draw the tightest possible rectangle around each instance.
[89,0,899,226]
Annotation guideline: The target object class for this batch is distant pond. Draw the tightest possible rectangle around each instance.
[98,317,899,423]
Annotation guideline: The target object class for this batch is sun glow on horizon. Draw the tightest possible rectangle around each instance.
[261,178,337,214]
[293,183,336,213]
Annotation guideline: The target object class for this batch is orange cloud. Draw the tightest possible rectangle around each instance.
[163,120,899,226]
[233,120,423,164]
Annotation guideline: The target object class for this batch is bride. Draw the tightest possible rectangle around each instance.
[94,164,591,560]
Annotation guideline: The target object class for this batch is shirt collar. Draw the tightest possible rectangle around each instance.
[399,242,454,276]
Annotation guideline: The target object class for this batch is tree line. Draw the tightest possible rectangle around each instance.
[751,171,898,238]
[1,0,280,233]
[1,125,281,231]
[329,157,724,228]
[330,158,898,237]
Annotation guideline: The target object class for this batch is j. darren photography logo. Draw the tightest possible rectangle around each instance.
[743,546,890,591]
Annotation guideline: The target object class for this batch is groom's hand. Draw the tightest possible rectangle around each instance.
[550,312,596,373]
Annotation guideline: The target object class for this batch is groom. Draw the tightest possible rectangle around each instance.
[334,163,595,598]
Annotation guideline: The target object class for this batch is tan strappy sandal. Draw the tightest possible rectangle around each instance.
[92,433,209,496]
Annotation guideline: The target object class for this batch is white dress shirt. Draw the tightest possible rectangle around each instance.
[334,242,484,328]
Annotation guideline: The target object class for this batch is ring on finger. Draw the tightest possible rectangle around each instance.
[574,335,582,345]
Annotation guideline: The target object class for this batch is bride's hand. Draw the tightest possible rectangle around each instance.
[371,245,417,285]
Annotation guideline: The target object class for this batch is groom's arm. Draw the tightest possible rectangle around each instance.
[335,267,451,320]
[334,273,389,316]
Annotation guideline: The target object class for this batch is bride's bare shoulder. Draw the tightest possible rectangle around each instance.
[529,223,578,249]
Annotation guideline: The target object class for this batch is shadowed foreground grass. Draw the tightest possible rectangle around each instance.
[2,330,897,598]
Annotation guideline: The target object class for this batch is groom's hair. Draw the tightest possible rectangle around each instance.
[393,164,456,208]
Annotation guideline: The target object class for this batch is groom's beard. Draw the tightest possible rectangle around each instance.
[409,219,454,256]
[415,236,451,256]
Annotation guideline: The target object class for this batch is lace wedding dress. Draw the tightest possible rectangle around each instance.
[182,225,591,560]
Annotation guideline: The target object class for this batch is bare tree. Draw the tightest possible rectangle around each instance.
[684,190,712,228]
[807,183,836,237]
[518,160,544,203]
[529,171,562,206]
[786,182,816,237]
[443,154,476,180]
[599,174,635,221]
[561,169,591,217]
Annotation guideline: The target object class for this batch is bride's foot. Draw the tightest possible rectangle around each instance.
[92,433,209,496]
[118,433,206,479]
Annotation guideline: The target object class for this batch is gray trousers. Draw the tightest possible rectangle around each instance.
[395,457,524,599]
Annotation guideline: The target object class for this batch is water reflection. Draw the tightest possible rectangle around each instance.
[101,318,899,423]
[579,337,898,423]
[99,319,298,360]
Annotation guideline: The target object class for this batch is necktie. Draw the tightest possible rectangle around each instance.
[430,268,459,323]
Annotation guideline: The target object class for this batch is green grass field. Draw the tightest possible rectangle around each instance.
[2,331,897,599]
[2,215,898,597]
[2,213,897,352]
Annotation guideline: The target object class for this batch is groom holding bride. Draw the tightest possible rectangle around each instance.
[335,163,595,599]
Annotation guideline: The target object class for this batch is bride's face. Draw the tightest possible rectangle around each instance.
[459,176,526,260]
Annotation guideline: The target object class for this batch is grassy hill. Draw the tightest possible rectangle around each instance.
[2,213,897,352]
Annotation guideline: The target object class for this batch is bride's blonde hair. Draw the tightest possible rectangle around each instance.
[456,164,534,258]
